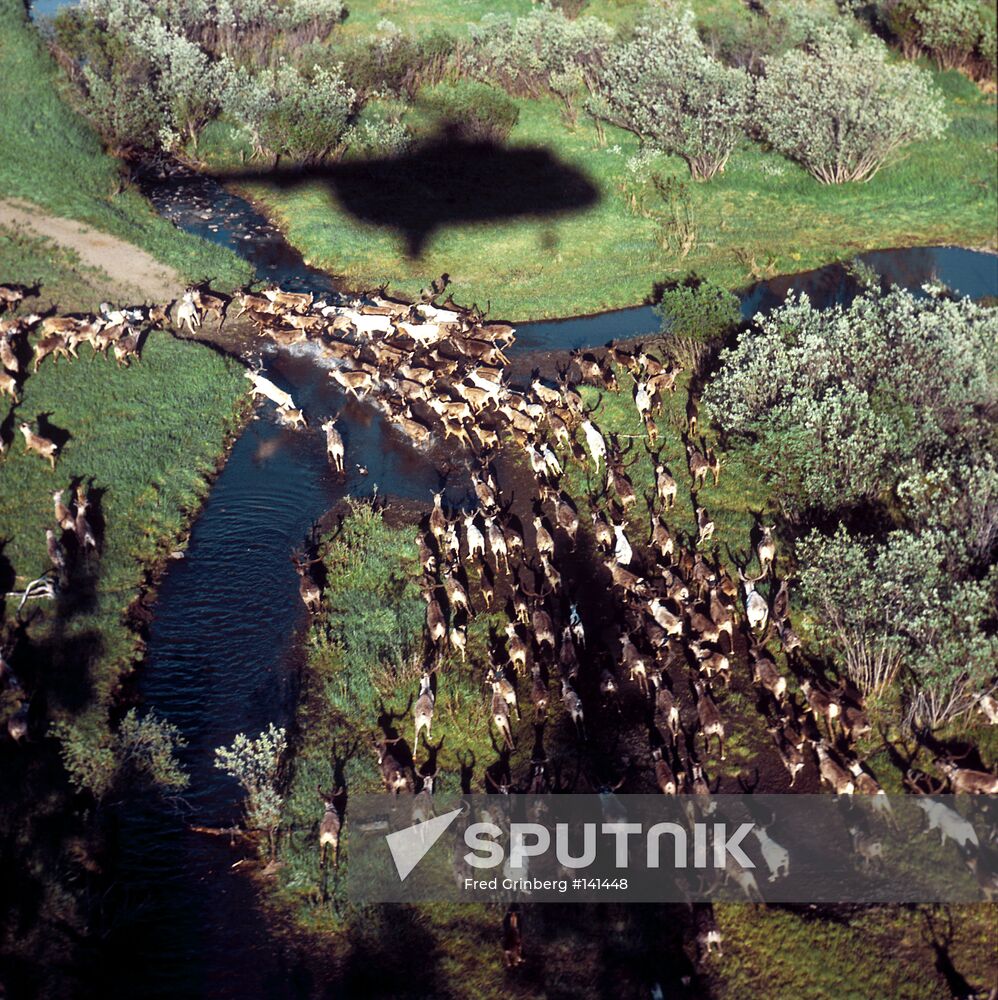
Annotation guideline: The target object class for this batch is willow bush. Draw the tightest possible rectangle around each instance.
[754,25,948,183]
[589,12,751,181]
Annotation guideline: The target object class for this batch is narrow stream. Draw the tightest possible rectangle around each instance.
[88,165,997,998]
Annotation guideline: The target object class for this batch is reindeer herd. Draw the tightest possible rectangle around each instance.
[273,288,996,966]
[3,276,995,972]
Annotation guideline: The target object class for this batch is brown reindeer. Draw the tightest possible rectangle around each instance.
[19,423,58,469]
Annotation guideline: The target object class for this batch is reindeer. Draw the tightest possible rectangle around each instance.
[649,513,674,562]
[815,741,854,794]
[933,757,998,795]
[686,394,699,437]
[694,680,725,761]
[19,423,58,469]
[424,590,447,648]
[580,417,607,473]
[644,742,675,795]
[800,679,840,737]
[52,489,75,532]
[687,444,710,491]
[768,722,804,787]
[756,525,776,575]
[620,634,651,696]
[561,679,587,741]
[317,786,344,869]
[74,484,98,550]
[737,568,768,633]
[705,447,722,488]
[654,464,678,509]
[374,733,413,796]
[654,673,681,738]
[752,825,790,882]
[413,672,435,748]
[0,370,18,402]
[491,680,516,750]
[502,905,525,968]
[530,664,549,719]
[695,507,715,548]
[750,644,786,702]
[913,794,979,850]
[694,904,723,962]
[320,417,345,472]
[490,666,520,722]
[505,623,529,676]
[291,549,322,613]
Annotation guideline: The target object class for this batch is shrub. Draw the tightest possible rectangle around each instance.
[461,6,614,98]
[799,527,998,728]
[66,0,233,150]
[879,0,995,75]
[215,724,287,855]
[590,13,751,181]
[343,108,412,158]
[655,276,741,374]
[754,25,948,183]
[224,62,357,162]
[420,81,520,144]
[703,286,997,518]
[338,24,455,98]
[54,710,188,800]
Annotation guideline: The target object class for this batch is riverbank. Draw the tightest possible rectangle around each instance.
[0,276,252,994]
[0,0,250,291]
[199,63,996,320]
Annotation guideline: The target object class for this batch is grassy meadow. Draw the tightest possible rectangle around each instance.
[0,0,250,289]
[197,0,998,319]
[0,237,249,989]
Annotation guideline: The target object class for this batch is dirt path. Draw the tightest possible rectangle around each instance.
[0,198,183,303]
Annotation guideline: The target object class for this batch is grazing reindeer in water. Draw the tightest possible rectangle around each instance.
[291,548,323,614]
[320,416,345,472]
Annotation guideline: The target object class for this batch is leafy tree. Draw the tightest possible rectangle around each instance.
[754,25,948,183]
[215,724,287,856]
[463,6,614,98]
[224,62,357,163]
[420,81,520,144]
[879,0,995,74]
[590,13,751,180]
[655,276,742,374]
[799,527,998,728]
[703,286,996,516]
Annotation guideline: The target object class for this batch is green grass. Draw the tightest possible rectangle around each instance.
[0,0,250,289]
[199,2,997,319]
[0,315,248,733]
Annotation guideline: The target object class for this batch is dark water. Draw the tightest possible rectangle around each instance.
[91,169,997,998]
[514,245,998,354]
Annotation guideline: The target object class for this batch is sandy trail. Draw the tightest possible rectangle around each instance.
[0,197,183,303]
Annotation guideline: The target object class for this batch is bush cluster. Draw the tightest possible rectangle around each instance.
[419,81,520,144]
[461,5,613,98]
[705,285,998,728]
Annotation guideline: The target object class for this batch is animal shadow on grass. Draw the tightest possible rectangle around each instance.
[215,124,601,258]
[35,412,71,452]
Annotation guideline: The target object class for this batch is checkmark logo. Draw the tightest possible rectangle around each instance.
[385,808,463,881]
